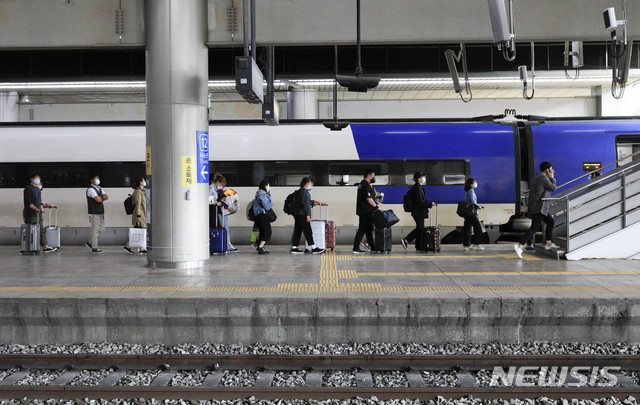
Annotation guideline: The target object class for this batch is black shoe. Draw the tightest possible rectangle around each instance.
[401,238,408,251]
[352,249,366,254]
[525,244,535,251]
[43,247,58,254]
[290,247,304,254]
[310,247,325,254]
[139,249,147,254]
[227,248,239,253]
[123,246,134,255]
[85,242,92,249]
[92,249,103,254]
[258,247,269,255]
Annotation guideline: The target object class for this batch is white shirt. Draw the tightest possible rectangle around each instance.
[86,185,103,199]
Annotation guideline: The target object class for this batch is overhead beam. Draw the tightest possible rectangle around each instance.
[0,0,638,48]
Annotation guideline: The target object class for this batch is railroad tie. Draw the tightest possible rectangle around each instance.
[304,370,323,387]
[149,371,176,387]
[254,370,276,387]
[355,370,374,388]
[97,370,127,386]
[0,370,29,386]
[50,370,80,386]
[405,371,426,388]
[455,370,479,388]
[201,371,224,387]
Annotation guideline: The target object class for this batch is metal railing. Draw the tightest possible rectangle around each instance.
[541,151,640,253]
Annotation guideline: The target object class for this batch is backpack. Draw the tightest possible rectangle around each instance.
[284,189,301,216]
[246,199,256,221]
[124,195,134,215]
[403,192,414,213]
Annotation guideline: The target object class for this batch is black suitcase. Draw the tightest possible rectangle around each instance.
[375,227,392,254]
[422,206,441,253]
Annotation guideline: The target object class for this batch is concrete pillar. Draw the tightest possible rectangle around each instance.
[145,0,210,269]
[0,92,19,122]
[291,90,319,119]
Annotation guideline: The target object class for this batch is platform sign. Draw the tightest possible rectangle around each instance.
[182,156,194,186]
[196,131,209,184]
[145,146,152,175]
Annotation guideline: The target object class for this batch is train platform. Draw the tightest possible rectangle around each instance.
[0,245,638,345]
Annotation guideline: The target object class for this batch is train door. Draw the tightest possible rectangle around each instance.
[514,123,535,216]
[616,135,640,166]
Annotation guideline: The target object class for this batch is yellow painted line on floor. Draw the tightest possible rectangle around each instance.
[344,253,543,261]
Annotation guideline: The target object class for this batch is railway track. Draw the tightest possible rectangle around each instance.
[0,354,639,401]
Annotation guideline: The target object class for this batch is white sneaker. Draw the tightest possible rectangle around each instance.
[513,244,523,259]
[545,243,560,250]
[463,246,472,251]
[472,245,485,251]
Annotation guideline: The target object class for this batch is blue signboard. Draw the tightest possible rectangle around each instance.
[196,130,209,184]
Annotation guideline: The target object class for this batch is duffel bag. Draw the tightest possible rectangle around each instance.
[456,201,475,218]
[374,209,400,228]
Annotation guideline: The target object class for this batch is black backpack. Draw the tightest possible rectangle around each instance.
[124,195,134,215]
[403,192,414,213]
[284,189,301,216]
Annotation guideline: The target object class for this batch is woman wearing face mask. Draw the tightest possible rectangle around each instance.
[124,176,147,254]
[401,172,436,252]
[252,180,273,255]
[462,177,484,251]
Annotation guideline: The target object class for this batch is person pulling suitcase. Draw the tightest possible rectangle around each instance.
[290,177,325,254]
[22,174,58,254]
[401,172,436,252]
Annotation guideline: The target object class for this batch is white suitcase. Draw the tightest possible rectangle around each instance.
[305,206,327,250]
[129,227,147,248]
[45,207,60,249]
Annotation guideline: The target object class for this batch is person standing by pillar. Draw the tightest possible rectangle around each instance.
[86,175,108,254]
[124,176,147,255]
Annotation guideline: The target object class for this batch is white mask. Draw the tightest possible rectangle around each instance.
[420,176,426,184]
[142,180,147,187]
[33,178,41,185]
[473,182,478,188]
[265,186,270,192]
[94,179,101,186]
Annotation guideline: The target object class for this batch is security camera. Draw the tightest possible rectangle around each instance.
[518,65,528,84]
[445,50,462,94]
[603,7,618,33]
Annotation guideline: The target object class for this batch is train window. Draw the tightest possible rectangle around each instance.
[404,160,468,186]
[210,161,243,186]
[259,161,313,186]
[102,162,145,187]
[328,161,389,186]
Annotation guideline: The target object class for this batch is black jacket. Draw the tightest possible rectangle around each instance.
[408,183,432,219]
[297,188,313,217]
[23,184,41,219]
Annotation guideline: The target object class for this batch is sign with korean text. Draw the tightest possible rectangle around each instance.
[182,156,194,186]
[145,146,152,175]
[196,130,209,184]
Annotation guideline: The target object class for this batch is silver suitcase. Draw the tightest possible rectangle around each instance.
[45,207,60,249]
[20,215,40,255]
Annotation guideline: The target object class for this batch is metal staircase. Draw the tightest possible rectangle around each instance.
[544,151,640,260]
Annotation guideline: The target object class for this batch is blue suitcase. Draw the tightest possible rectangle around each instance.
[209,205,227,255]
[210,227,227,255]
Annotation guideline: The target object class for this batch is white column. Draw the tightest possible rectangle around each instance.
[291,89,319,119]
[0,92,19,122]
[145,0,210,269]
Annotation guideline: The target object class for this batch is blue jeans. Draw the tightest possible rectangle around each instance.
[223,215,234,250]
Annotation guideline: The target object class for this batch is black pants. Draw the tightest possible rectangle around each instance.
[463,214,483,246]
[520,213,554,245]
[405,216,425,249]
[353,213,375,251]
[292,214,314,246]
[255,213,272,243]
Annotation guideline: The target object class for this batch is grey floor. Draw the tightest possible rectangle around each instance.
[1,245,639,299]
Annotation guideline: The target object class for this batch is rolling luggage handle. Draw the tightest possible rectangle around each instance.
[429,204,438,227]
[311,204,329,221]
[47,206,58,228]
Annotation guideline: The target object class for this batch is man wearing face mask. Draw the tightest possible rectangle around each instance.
[86,175,108,254]
[401,172,436,252]
[352,169,379,254]
[23,173,58,253]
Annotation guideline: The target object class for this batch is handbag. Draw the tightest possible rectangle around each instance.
[128,226,147,248]
[456,201,475,218]
[374,209,400,228]
[257,197,278,223]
